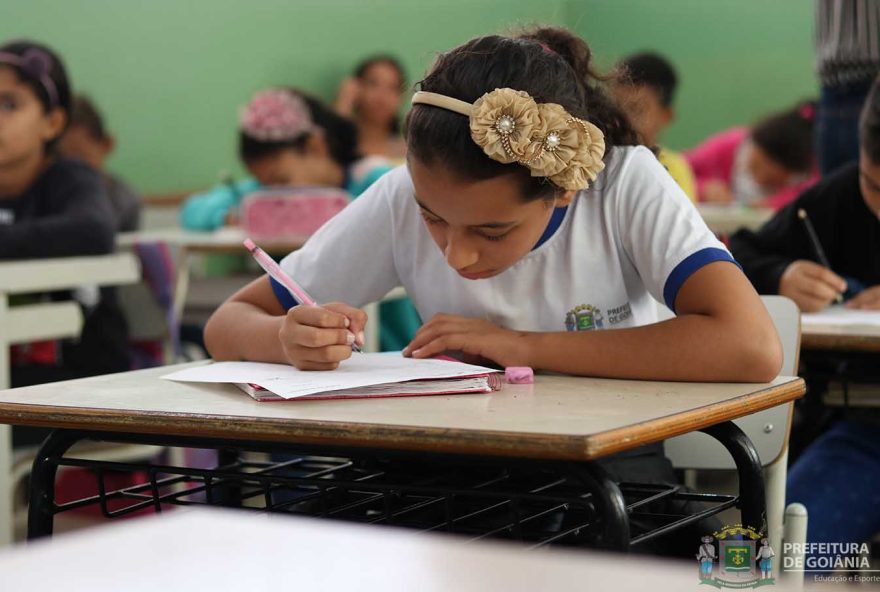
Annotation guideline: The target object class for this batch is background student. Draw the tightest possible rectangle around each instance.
[59,94,141,232]
[0,39,129,444]
[685,102,818,209]
[612,51,697,201]
[334,55,407,160]
[728,78,880,313]
[181,87,391,231]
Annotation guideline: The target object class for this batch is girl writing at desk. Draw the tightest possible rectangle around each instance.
[205,27,783,551]
[206,27,781,382]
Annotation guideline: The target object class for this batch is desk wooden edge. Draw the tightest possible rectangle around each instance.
[583,378,804,458]
[0,379,804,462]
[142,192,192,208]
[801,332,880,353]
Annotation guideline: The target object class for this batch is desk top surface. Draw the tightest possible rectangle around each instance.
[0,509,810,592]
[696,204,773,234]
[801,310,880,353]
[801,324,880,352]
[0,363,803,460]
[117,227,303,254]
[0,253,139,295]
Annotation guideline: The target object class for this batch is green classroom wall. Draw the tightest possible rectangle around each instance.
[1,0,816,194]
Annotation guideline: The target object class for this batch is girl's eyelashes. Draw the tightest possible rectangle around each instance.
[420,210,512,241]
[420,211,445,226]
[478,230,511,242]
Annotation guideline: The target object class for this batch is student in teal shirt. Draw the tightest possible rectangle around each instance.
[181,87,391,229]
[181,88,418,350]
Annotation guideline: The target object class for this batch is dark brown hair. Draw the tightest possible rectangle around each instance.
[617,51,678,108]
[69,95,108,140]
[751,102,816,174]
[405,26,640,200]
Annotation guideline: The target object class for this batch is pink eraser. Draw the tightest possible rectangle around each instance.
[505,366,534,384]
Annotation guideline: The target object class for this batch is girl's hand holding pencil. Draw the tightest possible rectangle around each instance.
[279,303,367,370]
[244,238,366,370]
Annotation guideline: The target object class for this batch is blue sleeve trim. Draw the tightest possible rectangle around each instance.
[271,277,299,311]
[663,247,739,312]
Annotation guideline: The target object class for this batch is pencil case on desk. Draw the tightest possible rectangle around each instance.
[241,187,351,240]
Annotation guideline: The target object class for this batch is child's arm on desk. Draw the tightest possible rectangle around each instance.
[405,261,783,383]
[205,276,367,370]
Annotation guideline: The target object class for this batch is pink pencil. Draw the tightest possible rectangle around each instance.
[243,238,361,352]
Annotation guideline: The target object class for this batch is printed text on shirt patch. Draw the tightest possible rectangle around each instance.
[607,302,632,325]
[565,302,632,331]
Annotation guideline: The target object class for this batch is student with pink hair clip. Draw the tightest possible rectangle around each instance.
[685,103,819,210]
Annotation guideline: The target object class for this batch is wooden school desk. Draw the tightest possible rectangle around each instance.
[801,310,880,409]
[801,319,880,353]
[0,362,804,549]
[0,509,812,592]
[696,204,773,235]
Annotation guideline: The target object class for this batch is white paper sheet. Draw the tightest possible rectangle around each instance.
[801,306,880,326]
[162,353,498,399]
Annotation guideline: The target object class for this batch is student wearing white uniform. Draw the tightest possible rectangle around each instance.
[205,27,782,552]
[267,151,723,336]
[206,26,780,381]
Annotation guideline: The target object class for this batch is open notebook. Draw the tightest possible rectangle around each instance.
[162,353,503,401]
[236,375,502,401]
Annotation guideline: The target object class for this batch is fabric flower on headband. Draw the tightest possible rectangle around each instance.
[470,89,541,163]
[529,105,606,190]
[414,88,606,191]
[471,89,606,190]
[239,89,313,142]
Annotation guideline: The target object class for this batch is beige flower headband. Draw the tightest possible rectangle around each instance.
[411,88,606,190]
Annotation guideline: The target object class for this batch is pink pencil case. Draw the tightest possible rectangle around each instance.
[241,187,350,240]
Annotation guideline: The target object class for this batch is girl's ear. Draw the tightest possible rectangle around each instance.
[41,107,67,143]
[555,189,577,207]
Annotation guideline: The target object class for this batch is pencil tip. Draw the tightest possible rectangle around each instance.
[797,209,807,219]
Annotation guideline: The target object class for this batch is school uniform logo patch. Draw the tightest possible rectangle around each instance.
[564,304,604,331]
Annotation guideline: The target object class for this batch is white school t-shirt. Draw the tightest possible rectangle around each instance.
[273,146,735,333]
